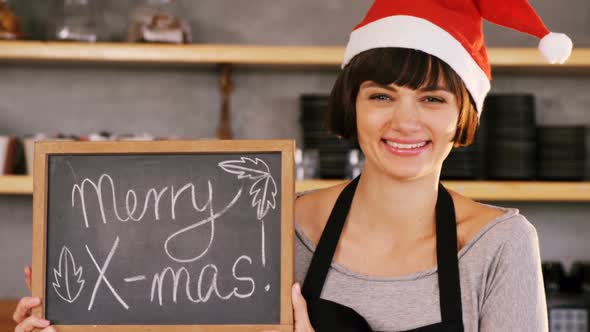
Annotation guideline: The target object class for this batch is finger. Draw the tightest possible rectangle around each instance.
[291,283,313,331]
[14,316,50,332]
[40,326,57,332]
[24,266,32,291]
[12,297,40,324]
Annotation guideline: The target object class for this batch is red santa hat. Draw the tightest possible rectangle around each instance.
[342,0,573,115]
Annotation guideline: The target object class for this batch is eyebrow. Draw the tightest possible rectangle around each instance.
[419,86,452,93]
[361,82,452,93]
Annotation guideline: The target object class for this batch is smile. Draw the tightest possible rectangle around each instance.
[384,140,428,149]
[381,139,432,156]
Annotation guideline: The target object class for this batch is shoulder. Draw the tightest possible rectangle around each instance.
[491,211,540,262]
[295,181,349,245]
[449,196,542,301]
[466,210,539,259]
[448,189,536,253]
[451,196,540,271]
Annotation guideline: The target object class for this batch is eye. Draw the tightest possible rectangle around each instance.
[369,93,391,101]
[424,96,445,103]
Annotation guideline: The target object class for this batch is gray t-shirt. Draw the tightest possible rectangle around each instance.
[294,205,548,332]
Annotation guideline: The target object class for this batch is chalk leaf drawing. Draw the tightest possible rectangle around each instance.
[218,157,277,220]
[52,246,85,303]
[219,157,278,267]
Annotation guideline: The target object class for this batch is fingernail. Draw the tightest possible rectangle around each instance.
[38,318,50,326]
[294,283,301,294]
[29,297,40,305]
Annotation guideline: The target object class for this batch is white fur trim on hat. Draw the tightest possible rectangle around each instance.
[539,32,573,64]
[342,15,490,116]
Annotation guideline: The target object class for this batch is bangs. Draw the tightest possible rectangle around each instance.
[345,48,463,101]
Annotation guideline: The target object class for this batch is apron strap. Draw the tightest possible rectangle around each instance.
[435,183,464,325]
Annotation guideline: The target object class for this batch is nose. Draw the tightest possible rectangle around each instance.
[389,98,421,133]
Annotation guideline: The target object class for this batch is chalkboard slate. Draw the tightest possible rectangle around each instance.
[32,141,294,330]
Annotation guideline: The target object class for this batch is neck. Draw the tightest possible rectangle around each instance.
[348,163,441,243]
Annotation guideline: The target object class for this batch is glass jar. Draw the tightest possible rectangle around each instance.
[346,149,365,179]
[55,0,101,42]
[295,148,320,180]
[0,0,22,40]
[127,0,191,43]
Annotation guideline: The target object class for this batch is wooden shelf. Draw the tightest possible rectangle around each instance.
[0,41,589,72]
[488,48,590,73]
[2,176,589,201]
[0,176,32,195]
[297,180,590,201]
[443,181,590,202]
[0,41,343,66]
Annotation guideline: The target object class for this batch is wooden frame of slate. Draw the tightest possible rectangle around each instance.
[31,140,294,332]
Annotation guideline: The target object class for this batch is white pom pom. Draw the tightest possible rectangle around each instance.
[539,32,573,64]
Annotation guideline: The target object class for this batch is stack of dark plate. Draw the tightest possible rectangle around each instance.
[485,94,537,180]
[441,145,479,179]
[537,126,585,180]
[300,94,354,179]
[441,110,488,179]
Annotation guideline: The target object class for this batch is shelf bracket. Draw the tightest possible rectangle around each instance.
[217,63,234,139]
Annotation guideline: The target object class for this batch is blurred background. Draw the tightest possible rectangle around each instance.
[1,0,590,331]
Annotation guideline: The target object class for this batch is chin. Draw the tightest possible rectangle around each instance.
[371,154,439,182]
[382,166,431,182]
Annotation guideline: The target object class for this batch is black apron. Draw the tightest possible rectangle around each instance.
[301,176,465,332]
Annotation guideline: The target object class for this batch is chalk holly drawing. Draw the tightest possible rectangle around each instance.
[52,246,85,303]
[219,157,277,266]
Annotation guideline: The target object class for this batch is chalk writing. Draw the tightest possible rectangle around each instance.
[219,158,277,266]
[85,236,129,310]
[51,155,279,318]
[218,158,277,220]
[124,275,146,282]
[72,174,216,228]
[52,246,85,303]
[150,255,255,305]
[164,181,242,263]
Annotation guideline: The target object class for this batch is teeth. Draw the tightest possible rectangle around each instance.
[385,140,427,149]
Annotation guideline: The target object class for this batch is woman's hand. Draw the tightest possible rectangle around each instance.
[13,266,56,332]
[263,283,315,332]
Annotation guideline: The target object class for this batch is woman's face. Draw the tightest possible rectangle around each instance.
[356,80,459,181]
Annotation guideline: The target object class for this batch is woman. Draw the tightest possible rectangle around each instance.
[14,0,572,331]
[285,0,570,329]
[289,48,545,331]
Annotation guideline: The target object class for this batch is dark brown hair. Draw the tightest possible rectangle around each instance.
[327,48,479,147]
